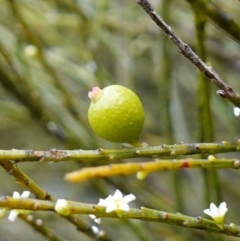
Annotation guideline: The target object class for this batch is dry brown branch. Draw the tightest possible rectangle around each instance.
[137,0,240,107]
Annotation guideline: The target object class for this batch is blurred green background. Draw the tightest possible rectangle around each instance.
[0,0,240,240]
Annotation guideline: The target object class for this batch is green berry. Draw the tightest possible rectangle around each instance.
[88,85,145,144]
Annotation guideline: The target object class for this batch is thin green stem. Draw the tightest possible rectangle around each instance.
[159,0,184,217]
[65,157,240,182]
[185,0,240,43]
[20,215,68,241]
[159,0,173,142]
[7,0,81,120]
[192,2,222,212]
[0,44,93,149]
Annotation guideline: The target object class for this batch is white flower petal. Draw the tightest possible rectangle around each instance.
[97,190,136,214]
[105,203,117,213]
[209,203,218,213]
[89,214,96,220]
[123,194,136,203]
[8,210,19,222]
[21,191,30,198]
[203,208,212,217]
[89,214,101,224]
[98,198,107,206]
[12,192,20,199]
[113,190,123,199]
[219,202,227,210]
[234,107,240,117]
[104,195,113,202]
[94,218,101,224]
[91,225,100,234]
[119,203,130,212]
[7,191,32,221]
[219,202,228,215]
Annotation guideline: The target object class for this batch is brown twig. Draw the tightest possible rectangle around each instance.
[137,0,240,107]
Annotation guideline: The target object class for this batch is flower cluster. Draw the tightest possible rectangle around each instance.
[0,191,31,222]
[9,191,32,222]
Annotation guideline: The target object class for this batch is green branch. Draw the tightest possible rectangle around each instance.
[0,160,113,241]
[19,214,68,241]
[185,0,240,43]
[7,0,81,119]
[0,141,239,163]
[65,157,240,182]
[0,45,93,149]
[1,197,240,237]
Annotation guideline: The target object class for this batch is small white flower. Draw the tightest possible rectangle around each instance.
[233,107,240,117]
[54,199,71,215]
[8,191,31,222]
[208,155,217,161]
[98,190,136,216]
[91,225,100,235]
[203,202,228,224]
[24,45,38,58]
[89,214,101,224]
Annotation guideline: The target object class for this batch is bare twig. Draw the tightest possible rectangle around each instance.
[0,141,239,163]
[137,0,240,107]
